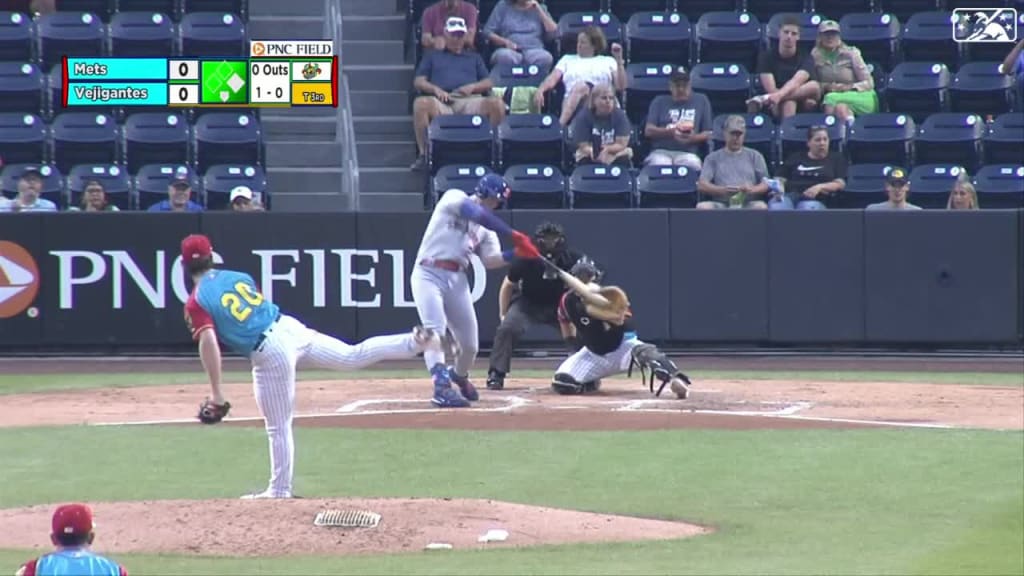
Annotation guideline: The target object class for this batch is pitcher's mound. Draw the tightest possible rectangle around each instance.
[0,498,710,557]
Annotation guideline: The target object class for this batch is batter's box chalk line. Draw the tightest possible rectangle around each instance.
[335,396,531,416]
[615,399,815,417]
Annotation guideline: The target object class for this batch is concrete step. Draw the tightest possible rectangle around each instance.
[249,0,323,16]
[353,115,414,139]
[340,0,402,16]
[262,115,336,139]
[267,166,344,192]
[248,16,324,40]
[346,64,414,92]
[341,15,407,41]
[348,89,409,116]
[271,192,352,212]
[356,140,416,167]
[265,141,343,167]
[341,40,405,66]
[357,192,426,212]
[360,166,426,193]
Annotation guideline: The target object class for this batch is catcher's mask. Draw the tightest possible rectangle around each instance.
[535,221,567,278]
[570,255,603,284]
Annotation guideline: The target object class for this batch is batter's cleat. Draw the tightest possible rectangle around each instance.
[486,370,505,390]
[448,368,479,401]
[430,363,450,387]
[432,386,471,408]
[669,375,691,400]
[412,325,442,353]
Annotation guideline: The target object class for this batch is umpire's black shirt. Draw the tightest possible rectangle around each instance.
[507,250,582,309]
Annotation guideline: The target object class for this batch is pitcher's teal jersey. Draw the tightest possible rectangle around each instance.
[185,269,279,356]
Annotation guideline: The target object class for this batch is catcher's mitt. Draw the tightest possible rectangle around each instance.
[198,398,231,424]
[585,285,632,324]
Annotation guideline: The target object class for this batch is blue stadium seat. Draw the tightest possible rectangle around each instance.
[983,112,1024,164]
[430,164,494,207]
[0,62,43,115]
[116,0,179,21]
[900,12,961,71]
[846,113,916,167]
[743,0,808,25]
[625,11,691,65]
[838,12,901,71]
[0,12,33,62]
[496,113,563,171]
[568,163,634,208]
[876,0,941,25]
[711,112,776,166]
[192,112,261,174]
[0,163,61,201]
[556,12,623,57]
[883,62,951,123]
[635,164,700,208]
[36,12,105,72]
[181,0,247,21]
[59,0,115,22]
[178,12,246,57]
[908,163,969,208]
[122,112,190,173]
[915,112,984,172]
[695,11,762,73]
[201,163,266,209]
[838,163,901,208]
[427,114,495,175]
[813,0,872,21]
[67,164,131,210]
[544,0,603,22]
[624,62,675,127]
[51,112,120,174]
[690,62,752,115]
[490,61,546,88]
[0,113,45,165]
[503,164,567,209]
[778,113,845,162]
[610,1,672,23]
[675,0,739,24]
[973,164,1024,208]
[764,12,824,54]
[134,163,200,210]
[109,11,175,57]
[950,61,1016,117]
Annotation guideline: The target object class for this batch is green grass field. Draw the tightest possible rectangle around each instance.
[0,369,1021,575]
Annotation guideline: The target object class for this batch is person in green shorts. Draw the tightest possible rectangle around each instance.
[811,19,878,126]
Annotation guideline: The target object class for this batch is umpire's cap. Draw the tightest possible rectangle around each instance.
[570,255,603,283]
[474,173,511,206]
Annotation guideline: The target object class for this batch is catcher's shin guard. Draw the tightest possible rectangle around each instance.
[628,343,692,397]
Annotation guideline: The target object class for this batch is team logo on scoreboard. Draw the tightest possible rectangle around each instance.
[953,8,1018,43]
[301,62,323,80]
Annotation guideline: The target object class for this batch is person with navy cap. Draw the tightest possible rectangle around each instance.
[16,503,127,576]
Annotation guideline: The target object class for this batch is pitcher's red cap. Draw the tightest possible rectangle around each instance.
[181,234,213,261]
[52,504,94,536]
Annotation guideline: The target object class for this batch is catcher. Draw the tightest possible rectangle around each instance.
[550,256,692,398]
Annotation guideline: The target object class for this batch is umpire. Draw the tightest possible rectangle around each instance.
[486,221,582,390]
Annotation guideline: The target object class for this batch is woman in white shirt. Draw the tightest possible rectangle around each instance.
[533,25,626,126]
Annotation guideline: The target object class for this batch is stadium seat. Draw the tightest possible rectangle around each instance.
[635,164,700,208]
[0,113,46,165]
[695,12,762,74]
[59,0,114,22]
[950,61,1016,117]
[568,163,634,208]
[876,0,942,25]
[900,12,961,72]
[0,163,61,201]
[983,112,1024,165]
[37,12,106,72]
[50,112,120,174]
[883,62,951,123]
[192,112,261,174]
[778,113,846,162]
[0,62,43,115]
[675,0,738,27]
[496,113,564,171]
[544,0,602,22]
[609,0,672,23]
[914,112,984,172]
[109,11,175,57]
[178,12,246,57]
[908,163,968,208]
[764,12,825,54]
[711,112,776,166]
[624,62,675,127]
[116,0,179,20]
[972,164,1024,208]
[0,12,33,62]
[67,164,131,210]
[838,12,901,71]
[743,0,809,25]
[838,163,900,208]
[122,112,190,173]
[813,0,873,21]
[690,62,752,115]
[134,163,201,210]
[427,114,495,176]
[201,163,267,209]
[556,12,623,57]
[503,164,567,209]
[430,164,494,207]
[625,11,691,65]
[490,61,546,88]
[946,0,1013,10]
[846,112,916,167]
[181,0,247,21]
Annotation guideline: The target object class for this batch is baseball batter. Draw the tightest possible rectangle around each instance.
[180,234,441,499]
[411,174,541,408]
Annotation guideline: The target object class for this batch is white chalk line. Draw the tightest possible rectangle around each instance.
[614,399,813,417]
[334,396,530,416]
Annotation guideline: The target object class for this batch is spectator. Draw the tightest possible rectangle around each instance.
[0,167,57,212]
[411,17,505,170]
[999,37,1024,101]
[643,67,712,170]
[570,83,633,167]
[147,170,203,212]
[865,167,921,210]
[68,180,120,212]
[947,175,979,210]
[16,503,128,576]
[811,20,878,126]
[771,125,846,210]
[229,185,264,211]
[484,0,557,71]
[421,0,477,52]
[749,15,821,119]
[533,26,627,126]
[696,115,770,209]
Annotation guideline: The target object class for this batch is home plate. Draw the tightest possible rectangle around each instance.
[335,396,530,416]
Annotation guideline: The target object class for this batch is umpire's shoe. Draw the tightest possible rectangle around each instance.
[486,370,505,390]
[431,364,470,408]
[448,367,480,402]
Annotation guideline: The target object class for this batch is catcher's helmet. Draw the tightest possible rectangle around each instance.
[474,174,511,205]
[570,255,603,283]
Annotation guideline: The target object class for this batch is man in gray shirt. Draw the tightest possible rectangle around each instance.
[643,67,713,171]
[483,0,557,71]
[696,115,770,209]
[865,167,922,210]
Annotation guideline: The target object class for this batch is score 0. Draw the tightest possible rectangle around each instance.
[249,61,290,104]
[168,59,199,105]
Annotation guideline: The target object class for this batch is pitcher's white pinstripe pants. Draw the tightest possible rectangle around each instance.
[249,314,422,496]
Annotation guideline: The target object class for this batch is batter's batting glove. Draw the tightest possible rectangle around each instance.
[198,398,231,424]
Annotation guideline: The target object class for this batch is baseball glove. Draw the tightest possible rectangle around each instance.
[197,398,231,424]
[585,285,632,324]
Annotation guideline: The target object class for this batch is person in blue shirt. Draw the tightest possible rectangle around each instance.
[146,172,203,212]
[0,167,58,212]
[17,503,127,576]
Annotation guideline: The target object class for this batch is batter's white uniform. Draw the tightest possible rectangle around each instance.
[411,188,503,377]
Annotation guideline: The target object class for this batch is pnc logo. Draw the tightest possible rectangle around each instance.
[0,241,39,318]
[251,42,266,56]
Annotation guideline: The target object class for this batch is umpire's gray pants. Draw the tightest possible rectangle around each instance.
[488,296,559,375]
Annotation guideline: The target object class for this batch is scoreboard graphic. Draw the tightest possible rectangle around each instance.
[63,40,338,109]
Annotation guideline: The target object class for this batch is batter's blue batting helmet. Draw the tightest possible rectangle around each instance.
[474,173,511,205]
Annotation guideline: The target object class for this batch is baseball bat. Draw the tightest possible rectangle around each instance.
[538,254,604,301]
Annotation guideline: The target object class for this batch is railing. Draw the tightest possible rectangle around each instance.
[325,0,360,210]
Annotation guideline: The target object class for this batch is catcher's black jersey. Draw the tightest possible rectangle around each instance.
[558,292,636,355]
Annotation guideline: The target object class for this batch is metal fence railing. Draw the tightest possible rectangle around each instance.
[325,0,360,211]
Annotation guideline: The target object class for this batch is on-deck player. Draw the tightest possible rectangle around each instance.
[411,174,542,408]
[181,234,442,498]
